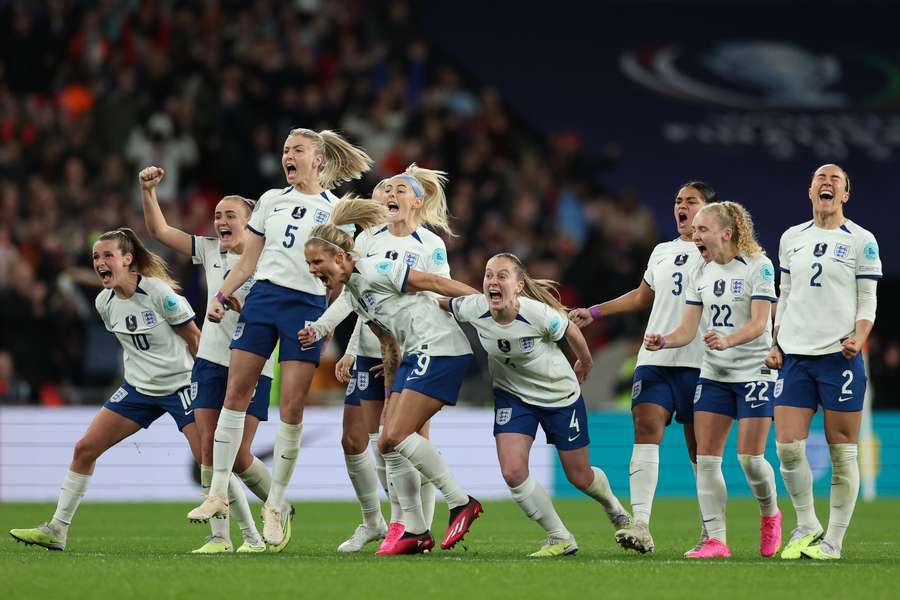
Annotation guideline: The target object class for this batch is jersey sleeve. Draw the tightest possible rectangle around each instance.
[427,241,451,278]
[151,282,196,326]
[855,232,883,280]
[539,304,568,342]
[94,292,111,328]
[750,258,778,302]
[777,229,792,274]
[450,294,485,323]
[314,289,354,335]
[373,258,411,294]
[686,272,703,305]
[247,190,275,236]
[642,246,658,289]
[191,236,216,266]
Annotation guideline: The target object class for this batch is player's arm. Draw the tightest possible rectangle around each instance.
[705,299,771,351]
[564,321,593,382]
[437,297,452,312]
[174,320,202,358]
[367,321,401,391]
[299,290,354,346]
[570,280,654,328]
[765,270,790,368]
[139,166,192,256]
[209,233,264,322]
[405,269,478,297]
[645,303,702,351]
[842,278,878,359]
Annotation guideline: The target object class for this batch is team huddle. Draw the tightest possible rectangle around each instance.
[9,127,879,561]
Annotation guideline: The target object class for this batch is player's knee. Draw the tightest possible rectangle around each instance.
[632,414,664,443]
[72,437,101,467]
[565,466,594,491]
[500,464,529,488]
[775,439,805,468]
[341,430,367,455]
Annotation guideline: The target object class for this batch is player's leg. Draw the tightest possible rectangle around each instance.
[227,413,266,553]
[416,418,437,532]
[339,402,387,552]
[191,407,234,552]
[10,408,142,550]
[736,412,780,557]
[188,349,266,521]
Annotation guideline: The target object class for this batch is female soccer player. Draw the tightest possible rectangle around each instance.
[446,253,631,557]
[140,166,272,553]
[186,129,372,550]
[10,229,202,551]
[302,166,453,553]
[645,202,781,559]
[766,164,880,560]
[568,182,715,554]
[302,199,483,555]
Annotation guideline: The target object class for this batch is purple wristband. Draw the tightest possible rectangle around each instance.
[590,305,602,320]
[659,336,666,349]
[215,291,226,304]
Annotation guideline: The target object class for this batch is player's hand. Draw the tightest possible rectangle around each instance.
[569,307,594,329]
[335,353,355,383]
[644,333,664,351]
[207,298,225,323]
[223,296,242,313]
[765,345,783,369]
[298,326,319,348]
[370,362,385,379]
[841,337,860,360]
[704,331,730,351]
[138,166,165,191]
[573,358,593,382]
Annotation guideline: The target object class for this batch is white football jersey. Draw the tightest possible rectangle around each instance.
[686,255,777,383]
[247,186,348,295]
[777,220,882,355]
[94,276,195,395]
[344,257,471,357]
[452,295,579,407]
[352,225,451,358]
[191,236,275,378]
[638,238,706,369]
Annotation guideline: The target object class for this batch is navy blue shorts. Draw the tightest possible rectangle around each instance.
[390,352,472,405]
[345,356,386,406]
[103,381,195,431]
[190,357,272,421]
[694,378,775,420]
[775,352,867,412]
[230,280,326,364]
[631,366,700,425]
[493,388,590,451]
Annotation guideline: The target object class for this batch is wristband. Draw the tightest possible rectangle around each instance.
[589,305,602,320]
[659,336,666,349]
[215,291,226,304]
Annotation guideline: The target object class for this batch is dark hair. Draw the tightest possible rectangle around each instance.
[810,165,851,194]
[681,181,718,203]
[96,228,180,290]
[489,253,567,314]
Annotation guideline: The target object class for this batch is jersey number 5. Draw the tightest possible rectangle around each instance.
[283,224,299,248]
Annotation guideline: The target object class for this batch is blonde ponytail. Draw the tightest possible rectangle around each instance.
[306,198,389,256]
[289,128,374,190]
[699,201,764,258]
[398,163,454,237]
[98,228,181,290]
[491,253,568,314]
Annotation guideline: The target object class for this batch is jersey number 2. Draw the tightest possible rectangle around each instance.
[810,262,823,287]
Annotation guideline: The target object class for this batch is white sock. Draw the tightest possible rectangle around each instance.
[210,408,246,499]
[201,465,231,540]
[510,476,570,539]
[825,443,859,552]
[776,439,821,532]
[738,454,779,517]
[268,421,302,510]
[371,431,400,522]
[691,461,709,538]
[228,474,260,541]
[50,470,91,534]
[237,456,271,502]
[583,466,627,518]
[629,444,659,524]
[395,433,468,509]
[696,455,727,543]
[344,451,383,529]
[420,478,436,529]
[384,451,426,534]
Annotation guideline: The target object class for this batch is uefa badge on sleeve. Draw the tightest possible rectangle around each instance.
[496,407,512,426]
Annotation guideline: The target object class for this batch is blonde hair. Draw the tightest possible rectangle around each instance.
[306,198,389,255]
[97,228,181,290]
[397,163,454,236]
[698,201,764,258]
[219,194,256,216]
[490,253,567,314]
[288,128,373,190]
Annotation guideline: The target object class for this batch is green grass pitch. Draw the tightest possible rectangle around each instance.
[1,499,897,599]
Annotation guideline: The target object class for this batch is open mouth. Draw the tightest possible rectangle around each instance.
[218,226,233,242]
[386,200,399,214]
[487,288,503,305]
[677,210,689,225]
[97,266,113,284]
[819,188,834,201]
[285,163,297,177]
[696,243,710,260]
